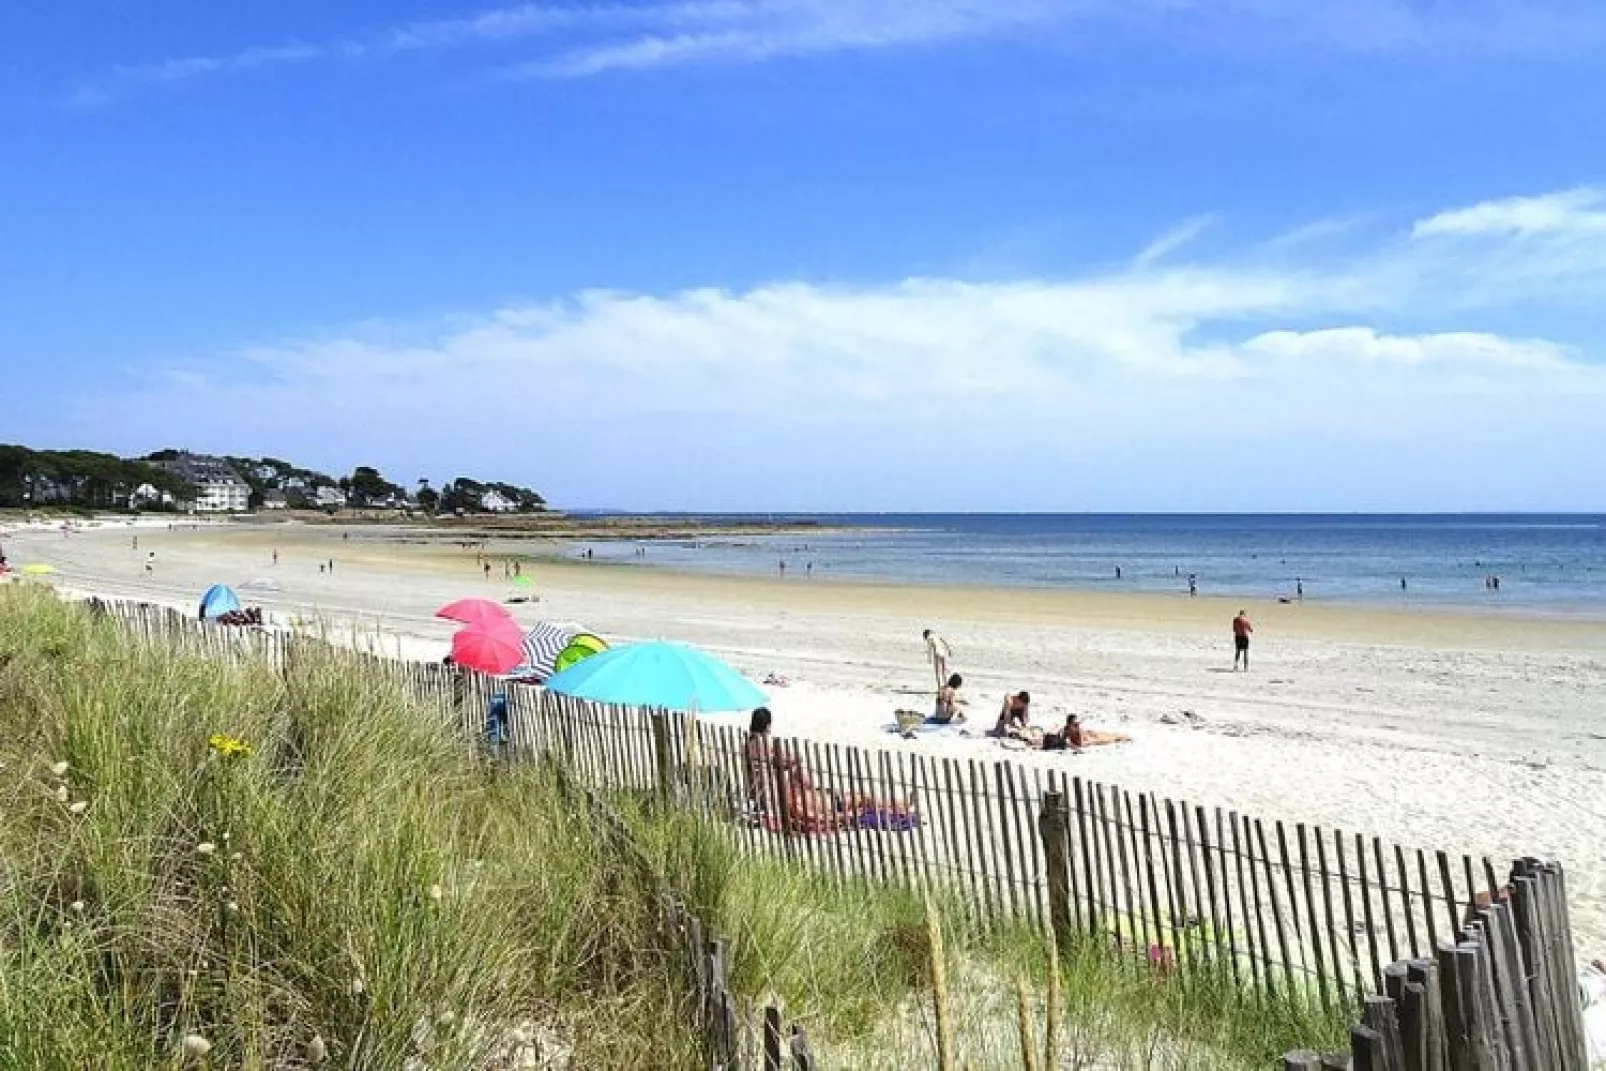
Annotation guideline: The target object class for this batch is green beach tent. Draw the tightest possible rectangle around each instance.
[553,633,608,674]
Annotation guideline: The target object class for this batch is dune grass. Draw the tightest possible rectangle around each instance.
[0,585,698,1069]
[0,585,1347,1069]
[623,794,1349,1068]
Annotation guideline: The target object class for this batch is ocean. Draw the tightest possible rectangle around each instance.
[573,514,1606,617]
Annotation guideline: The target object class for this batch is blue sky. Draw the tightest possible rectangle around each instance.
[4,1,1606,511]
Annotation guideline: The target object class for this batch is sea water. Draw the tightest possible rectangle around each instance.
[572,514,1606,617]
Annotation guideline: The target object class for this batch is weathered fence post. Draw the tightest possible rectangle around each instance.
[1038,791,1072,946]
[763,1005,783,1071]
[650,709,675,805]
[1359,994,1404,1071]
[788,1026,816,1070]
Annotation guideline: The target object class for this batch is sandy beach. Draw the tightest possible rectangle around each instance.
[8,516,1606,951]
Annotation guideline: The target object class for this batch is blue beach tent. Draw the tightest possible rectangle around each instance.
[199,584,241,620]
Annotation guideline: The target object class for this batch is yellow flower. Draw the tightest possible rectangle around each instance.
[207,733,253,758]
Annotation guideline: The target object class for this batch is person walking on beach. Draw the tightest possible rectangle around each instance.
[483,562,491,580]
[1188,573,1198,597]
[272,548,279,566]
[923,629,952,690]
[1296,577,1303,600]
[1232,610,1253,671]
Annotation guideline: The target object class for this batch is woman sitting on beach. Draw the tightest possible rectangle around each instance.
[744,707,918,833]
[995,691,1032,736]
[933,673,967,723]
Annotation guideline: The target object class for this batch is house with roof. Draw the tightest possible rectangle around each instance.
[152,453,250,512]
[480,489,518,513]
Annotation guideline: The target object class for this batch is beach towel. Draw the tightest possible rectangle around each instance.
[856,806,921,832]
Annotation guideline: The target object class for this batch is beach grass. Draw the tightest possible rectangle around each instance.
[0,584,1347,1068]
[0,584,698,1069]
[623,795,1350,1068]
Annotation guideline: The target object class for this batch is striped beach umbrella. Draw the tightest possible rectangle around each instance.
[519,621,580,679]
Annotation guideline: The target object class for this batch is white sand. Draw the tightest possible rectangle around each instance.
[7,517,1606,950]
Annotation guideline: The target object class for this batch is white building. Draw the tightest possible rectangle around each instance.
[315,486,347,509]
[480,489,518,512]
[190,476,251,512]
[130,483,173,508]
[261,489,289,510]
[153,454,250,513]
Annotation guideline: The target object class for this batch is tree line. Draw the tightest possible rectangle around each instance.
[0,446,194,510]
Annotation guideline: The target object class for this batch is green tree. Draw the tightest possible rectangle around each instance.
[346,466,402,506]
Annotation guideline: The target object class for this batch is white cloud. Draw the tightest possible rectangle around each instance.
[69,0,1606,102]
[67,43,329,107]
[59,193,1606,510]
[1412,188,1606,239]
[1242,327,1578,370]
[68,0,1063,102]
[512,0,1060,78]
[1133,215,1215,269]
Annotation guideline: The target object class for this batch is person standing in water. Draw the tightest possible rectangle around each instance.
[1232,610,1253,671]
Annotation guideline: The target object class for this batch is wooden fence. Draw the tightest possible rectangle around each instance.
[499,687,1531,1016]
[83,598,1591,1064]
[558,764,819,1070]
[1282,859,1591,1070]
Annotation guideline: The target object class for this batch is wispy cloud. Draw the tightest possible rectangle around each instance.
[1412,187,1606,239]
[1261,215,1370,252]
[68,0,1606,104]
[67,43,330,107]
[67,0,1062,104]
[54,186,1606,510]
[1133,215,1216,269]
[507,0,1061,78]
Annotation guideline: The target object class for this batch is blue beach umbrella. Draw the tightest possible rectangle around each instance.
[542,641,767,713]
[198,584,241,619]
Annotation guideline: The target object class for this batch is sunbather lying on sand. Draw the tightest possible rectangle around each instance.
[1008,715,1131,752]
[745,707,919,832]
[1061,714,1129,750]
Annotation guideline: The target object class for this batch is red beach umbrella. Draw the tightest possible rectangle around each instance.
[436,598,512,628]
[450,619,526,676]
